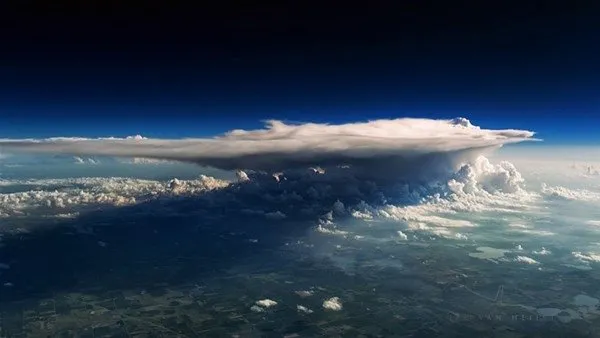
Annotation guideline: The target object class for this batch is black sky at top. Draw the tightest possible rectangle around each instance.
[0,1,599,117]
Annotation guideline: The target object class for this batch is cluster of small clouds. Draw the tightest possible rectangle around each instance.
[73,156,172,165]
[540,183,600,202]
[249,293,339,314]
[327,156,537,239]
[572,251,600,264]
[73,156,100,165]
[0,176,229,218]
[532,247,552,255]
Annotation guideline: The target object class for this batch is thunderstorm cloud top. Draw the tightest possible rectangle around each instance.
[0,117,535,179]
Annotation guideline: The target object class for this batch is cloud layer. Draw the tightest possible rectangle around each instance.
[0,118,535,181]
[0,176,229,219]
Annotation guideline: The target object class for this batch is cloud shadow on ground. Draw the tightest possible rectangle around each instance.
[0,175,395,304]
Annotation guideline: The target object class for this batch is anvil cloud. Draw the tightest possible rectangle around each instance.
[0,117,535,181]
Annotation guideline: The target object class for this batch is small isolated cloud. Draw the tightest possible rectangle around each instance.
[323,297,343,311]
[265,211,287,220]
[255,299,278,308]
[295,290,314,298]
[397,230,408,240]
[297,305,314,314]
[514,256,540,264]
[0,118,535,181]
[532,247,552,255]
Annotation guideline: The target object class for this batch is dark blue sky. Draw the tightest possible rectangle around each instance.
[0,2,598,143]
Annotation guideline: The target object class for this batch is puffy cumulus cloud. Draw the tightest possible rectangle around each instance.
[448,158,525,194]
[514,256,540,264]
[333,156,538,239]
[0,118,534,181]
[323,297,343,311]
[255,299,278,308]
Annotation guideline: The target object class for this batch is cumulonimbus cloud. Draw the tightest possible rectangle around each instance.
[0,117,536,181]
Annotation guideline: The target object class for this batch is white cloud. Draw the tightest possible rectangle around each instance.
[0,176,230,218]
[250,305,265,313]
[337,155,538,238]
[255,299,278,308]
[532,247,552,255]
[0,118,534,181]
[316,222,350,237]
[73,156,99,165]
[0,120,542,246]
[295,290,314,297]
[511,229,555,237]
[454,233,468,240]
[541,184,600,202]
[397,230,408,240]
[514,256,540,264]
[323,297,343,311]
[572,251,600,263]
[125,135,147,140]
[297,305,313,314]
[125,157,172,165]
